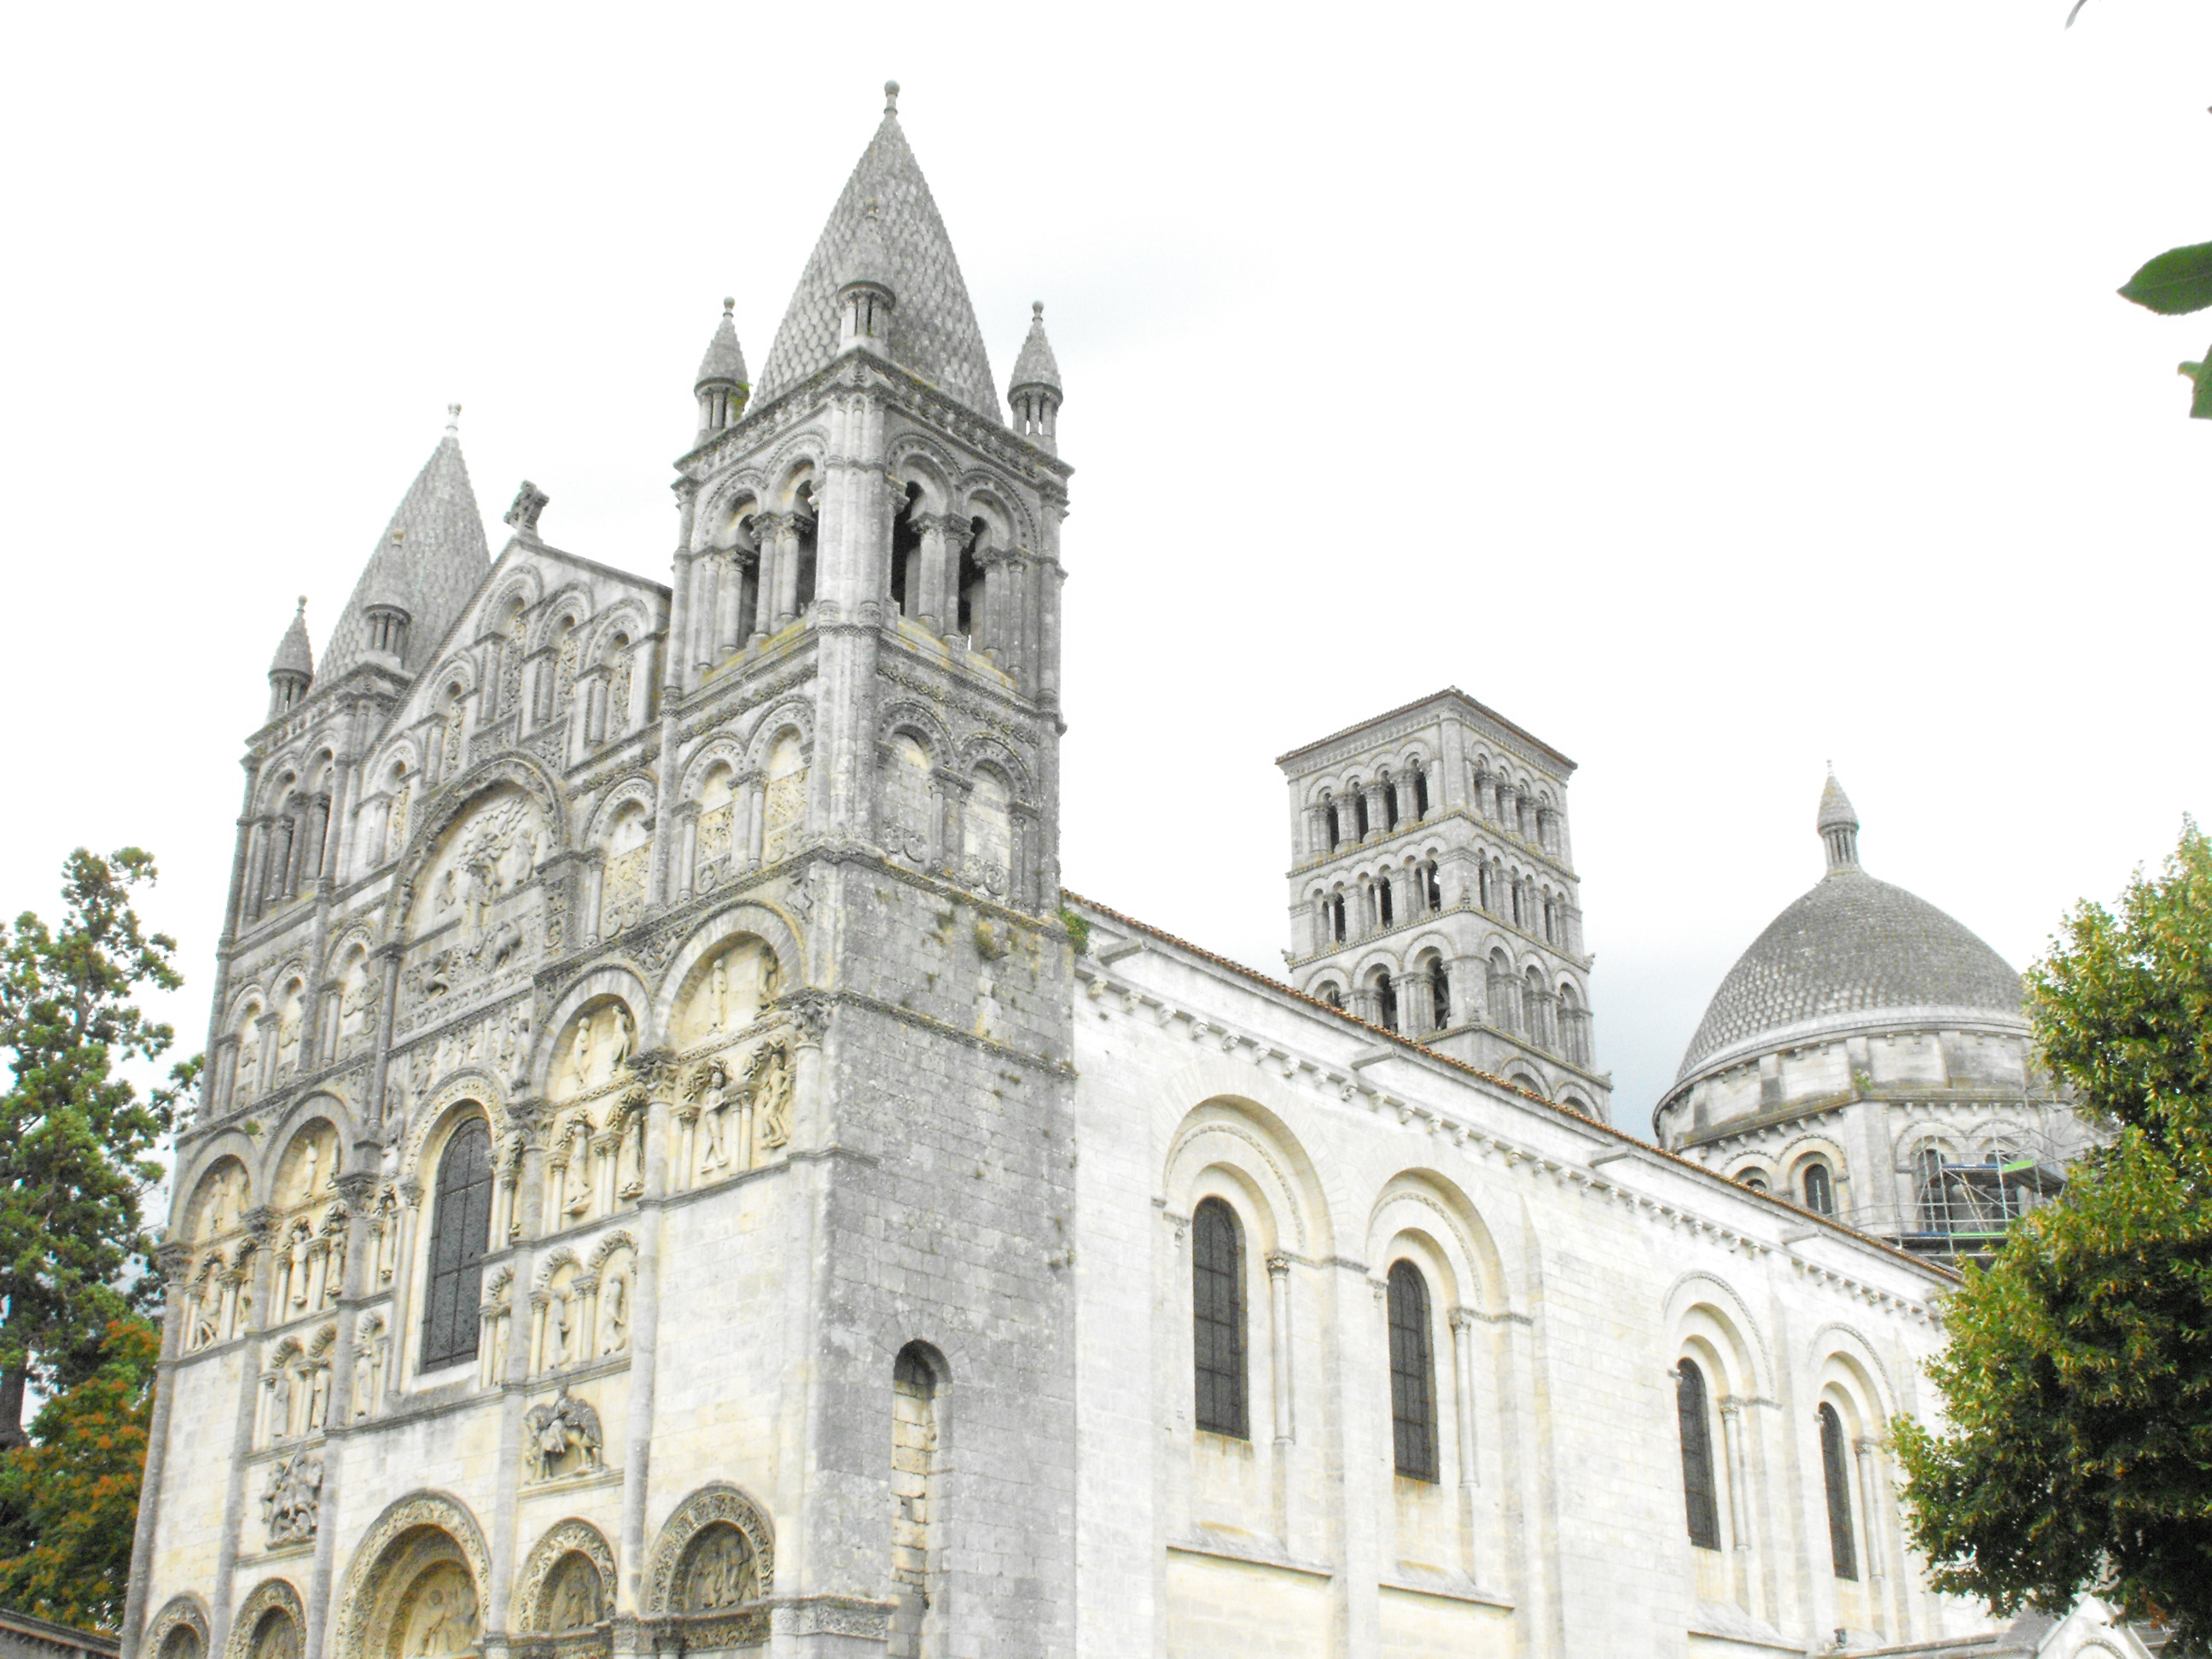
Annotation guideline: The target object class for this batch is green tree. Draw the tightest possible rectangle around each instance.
[0,1317,158,1630]
[0,847,195,1448]
[1893,824,2212,1650]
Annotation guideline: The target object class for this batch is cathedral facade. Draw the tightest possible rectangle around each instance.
[124,89,2074,1659]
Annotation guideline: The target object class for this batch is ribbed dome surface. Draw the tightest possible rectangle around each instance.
[1677,868,2026,1080]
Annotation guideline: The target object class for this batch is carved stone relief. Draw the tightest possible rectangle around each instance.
[522,1386,605,1484]
[260,1449,323,1546]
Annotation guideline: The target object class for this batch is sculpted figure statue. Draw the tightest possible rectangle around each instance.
[567,1022,593,1093]
[601,1274,627,1353]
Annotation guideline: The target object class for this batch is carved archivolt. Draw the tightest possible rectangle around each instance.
[742,699,815,770]
[224,1579,303,1659]
[330,1491,493,1659]
[143,1592,210,1659]
[643,1482,776,1615]
[513,1517,615,1632]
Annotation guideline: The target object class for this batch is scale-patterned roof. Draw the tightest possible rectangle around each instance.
[320,423,492,681]
[269,597,313,678]
[1678,867,2027,1080]
[1009,301,1061,393]
[754,98,1000,421]
[696,299,748,390]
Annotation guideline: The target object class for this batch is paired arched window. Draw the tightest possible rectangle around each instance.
[1387,1261,1438,1481]
[421,1119,494,1371]
[1818,1403,1859,1580]
[1191,1199,1248,1439]
[1801,1160,1835,1216]
[1675,1359,1722,1550]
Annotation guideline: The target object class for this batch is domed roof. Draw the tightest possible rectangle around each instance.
[1675,779,2027,1082]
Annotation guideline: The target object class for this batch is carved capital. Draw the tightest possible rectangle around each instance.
[781,989,833,1046]
[397,1177,425,1208]
[333,1172,378,1209]
[1265,1252,1290,1280]
[156,1242,195,1285]
[628,1049,681,1096]
[1448,1306,1479,1333]
[242,1206,282,1242]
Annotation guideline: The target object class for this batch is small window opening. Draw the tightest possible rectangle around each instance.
[1412,765,1429,818]
[956,520,986,635]
[1324,801,1341,850]
[1374,971,1399,1033]
[1353,788,1370,839]
[1382,774,1400,831]
[1377,876,1394,928]
[1802,1161,1835,1216]
[1387,1261,1439,1481]
[1424,863,1442,912]
[1191,1198,1249,1439]
[1429,961,1451,1030]
[889,487,921,615]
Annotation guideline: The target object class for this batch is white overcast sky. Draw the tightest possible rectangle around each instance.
[3,0,2207,1135]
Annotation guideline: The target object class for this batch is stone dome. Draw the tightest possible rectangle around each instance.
[1675,780,2028,1082]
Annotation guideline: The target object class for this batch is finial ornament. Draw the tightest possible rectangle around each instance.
[1033,300,1045,317]
[445,402,461,435]
[884,79,899,114]
[723,296,735,313]
[297,595,307,612]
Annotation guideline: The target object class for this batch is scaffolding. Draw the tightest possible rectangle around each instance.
[1898,1152,2069,1267]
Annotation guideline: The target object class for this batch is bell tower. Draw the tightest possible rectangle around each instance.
[662,83,1078,1653]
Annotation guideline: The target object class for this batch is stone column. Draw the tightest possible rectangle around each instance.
[1448,1308,1478,1486]
[1720,1400,1754,1557]
[1266,1254,1294,1443]
[118,1245,194,1659]
[1854,1438,1886,1584]
[913,515,948,632]
[382,1179,423,1406]
[614,1056,678,1626]
[1363,781,1388,841]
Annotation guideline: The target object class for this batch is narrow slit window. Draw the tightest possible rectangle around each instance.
[1191,1198,1249,1439]
[1387,1261,1439,1481]
[421,1118,493,1371]
[1819,1403,1859,1579]
[1676,1359,1722,1549]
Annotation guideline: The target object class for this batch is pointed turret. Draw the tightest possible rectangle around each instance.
[1818,770,1860,873]
[320,407,492,681]
[836,198,898,352]
[695,298,750,438]
[1008,301,1062,451]
[266,597,314,718]
[754,83,1000,419]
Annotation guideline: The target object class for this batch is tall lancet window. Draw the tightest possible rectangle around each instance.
[422,1118,493,1371]
[1191,1198,1248,1439]
[1676,1359,1722,1550]
[1387,1260,1438,1481]
[1819,1403,1859,1580]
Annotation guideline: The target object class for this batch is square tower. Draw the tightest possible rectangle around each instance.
[1277,688,1610,1120]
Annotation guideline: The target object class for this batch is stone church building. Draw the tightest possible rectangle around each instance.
[121,88,2112,1659]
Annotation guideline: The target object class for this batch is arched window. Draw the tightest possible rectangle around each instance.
[1324,800,1341,850]
[1353,787,1370,840]
[891,1343,941,1653]
[1376,874,1394,928]
[1412,765,1429,819]
[1372,970,1399,1033]
[421,1118,494,1371]
[1423,862,1442,913]
[1818,1402,1859,1580]
[1191,1199,1248,1439]
[1382,773,1400,831]
[1387,1261,1438,1481]
[1738,1170,1769,1193]
[1428,960,1451,1032]
[1802,1161,1835,1216]
[1329,893,1347,942]
[1318,982,1343,1010]
[1477,863,1492,911]
[1675,1359,1722,1550]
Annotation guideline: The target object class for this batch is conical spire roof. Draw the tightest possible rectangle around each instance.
[269,597,314,678]
[695,298,749,390]
[1009,301,1061,393]
[754,86,1000,420]
[1817,772,1858,833]
[321,412,492,680]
